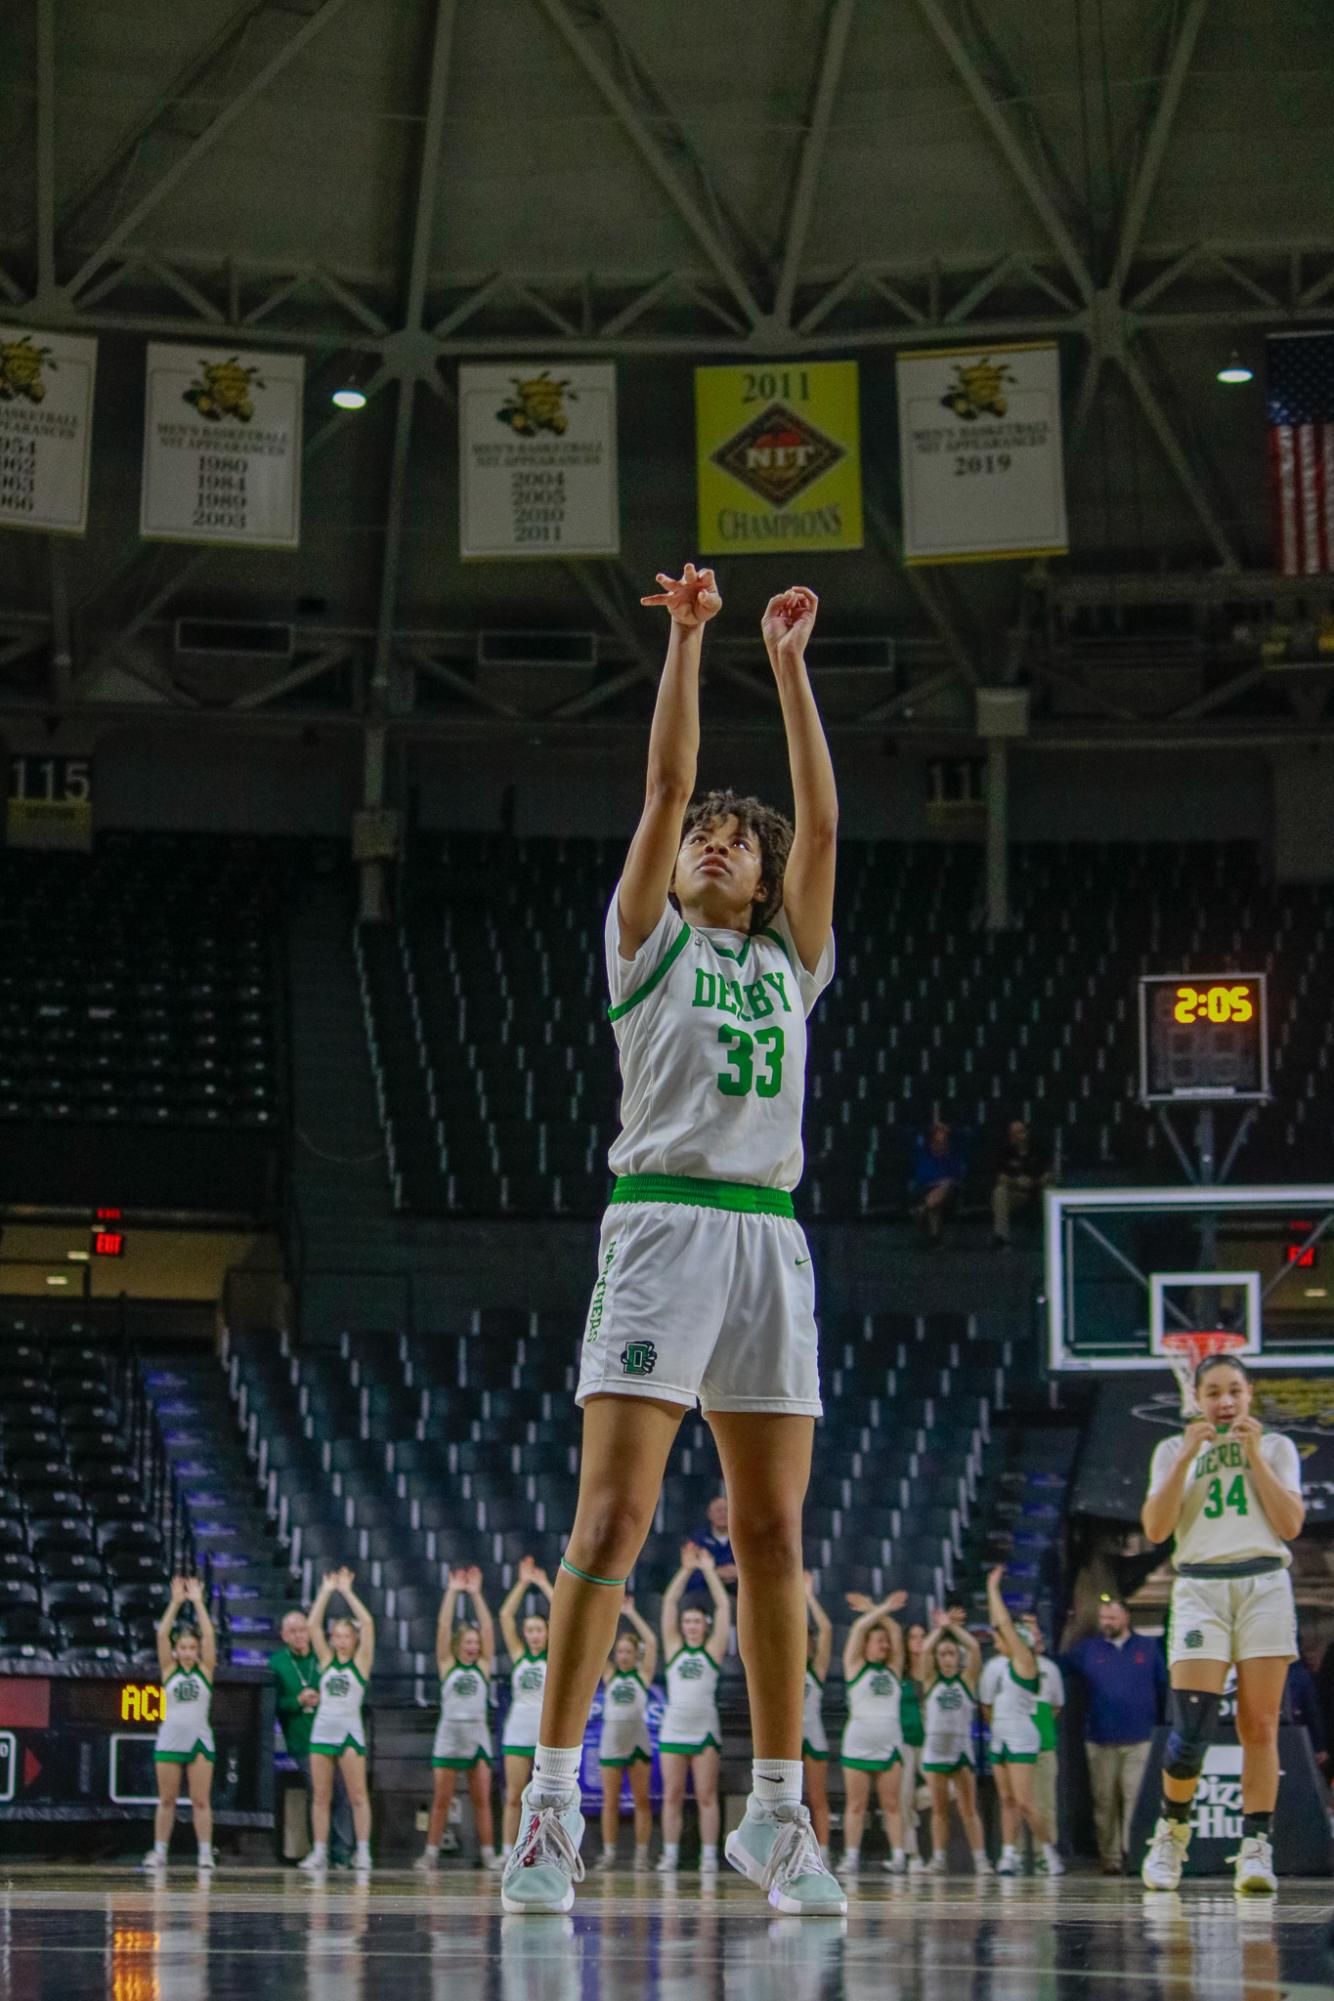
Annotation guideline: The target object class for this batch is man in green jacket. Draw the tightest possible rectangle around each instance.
[270,1607,353,1863]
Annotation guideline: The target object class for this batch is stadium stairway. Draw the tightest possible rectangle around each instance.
[287,875,401,1322]
[140,1353,294,1665]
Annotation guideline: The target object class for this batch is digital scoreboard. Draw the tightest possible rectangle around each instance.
[0,1670,273,1824]
[1137,973,1269,1104]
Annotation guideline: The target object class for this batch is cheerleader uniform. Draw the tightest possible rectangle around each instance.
[802,1666,829,1761]
[840,1661,903,1771]
[599,1668,652,1768]
[922,1675,976,1774]
[154,1664,215,1765]
[310,1656,368,1757]
[987,1658,1042,1765]
[659,1645,721,1755]
[432,1659,493,1769]
[501,1651,548,1756]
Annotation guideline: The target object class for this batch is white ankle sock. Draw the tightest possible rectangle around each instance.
[533,1744,582,1796]
[355,1841,371,1866]
[750,1758,803,1813]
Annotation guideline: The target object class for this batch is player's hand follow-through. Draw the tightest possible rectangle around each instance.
[762,586,818,662]
[641,563,722,628]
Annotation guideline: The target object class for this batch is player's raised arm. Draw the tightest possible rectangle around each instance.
[617,564,722,955]
[762,587,837,972]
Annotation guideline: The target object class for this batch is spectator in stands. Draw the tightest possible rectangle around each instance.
[1061,1598,1166,1875]
[687,1493,738,1589]
[991,1119,1051,1248]
[271,1606,355,1867]
[910,1122,966,1246]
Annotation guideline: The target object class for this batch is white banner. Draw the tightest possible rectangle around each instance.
[459,364,618,558]
[896,341,1067,565]
[140,343,303,548]
[0,328,97,534]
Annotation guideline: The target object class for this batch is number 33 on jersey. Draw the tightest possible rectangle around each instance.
[605,890,834,1192]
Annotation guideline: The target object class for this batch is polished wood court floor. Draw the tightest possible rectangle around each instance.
[0,1867,1329,1999]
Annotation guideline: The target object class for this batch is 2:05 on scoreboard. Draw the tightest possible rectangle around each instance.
[1138,973,1269,1104]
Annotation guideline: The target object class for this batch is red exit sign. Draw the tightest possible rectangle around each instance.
[92,1232,125,1258]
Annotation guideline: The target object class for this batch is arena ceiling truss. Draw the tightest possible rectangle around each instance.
[1,0,1333,747]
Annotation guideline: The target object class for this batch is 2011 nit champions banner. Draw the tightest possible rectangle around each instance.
[0,327,97,535]
[896,341,1068,565]
[695,361,863,554]
[140,342,304,549]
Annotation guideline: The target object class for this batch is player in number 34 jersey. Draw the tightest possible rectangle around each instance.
[1139,1356,1304,1900]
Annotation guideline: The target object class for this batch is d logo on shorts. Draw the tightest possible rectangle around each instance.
[620,1340,657,1377]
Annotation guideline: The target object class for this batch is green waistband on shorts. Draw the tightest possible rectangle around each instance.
[611,1174,795,1217]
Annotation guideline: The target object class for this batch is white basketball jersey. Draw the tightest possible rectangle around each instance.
[440,1660,489,1727]
[605,890,835,1189]
[1149,1428,1301,1568]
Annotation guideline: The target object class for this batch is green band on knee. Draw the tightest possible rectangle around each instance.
[560,1556,627,1588]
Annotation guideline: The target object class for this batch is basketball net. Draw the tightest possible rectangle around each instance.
[1161,1329,1248,1418]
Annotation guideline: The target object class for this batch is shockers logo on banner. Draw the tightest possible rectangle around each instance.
[696,362,862,554]
[896,340,1067,565]
[459,363,618,559]
[140,342,304,548]
[0,328,97,534]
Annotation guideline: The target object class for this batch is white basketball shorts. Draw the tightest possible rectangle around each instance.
[575,1187,822,1417]
[1168,1568,1297,1667]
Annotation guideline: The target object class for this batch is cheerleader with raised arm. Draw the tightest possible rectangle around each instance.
[144,1576,217,1872]
[305,1568,375,1875]
[801,1574,834,1863]
[419,1566,500,1872]
[920,1610,990,1875]
[499,1556,554,1851]
[838,1589,908,1878]
[657,1544,730,1874]
[596,1596,658,1871]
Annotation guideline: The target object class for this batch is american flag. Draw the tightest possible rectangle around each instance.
[1267,332,1334,575]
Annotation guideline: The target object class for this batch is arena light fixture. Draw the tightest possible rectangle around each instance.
[331,353,376,410]
[1216,351,1254,385]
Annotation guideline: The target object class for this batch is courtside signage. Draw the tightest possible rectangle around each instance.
[459,364,619,559]
[695,362,862,555]
[0,328,97,535]
[140,343,304,549]
[896,341,1067,565]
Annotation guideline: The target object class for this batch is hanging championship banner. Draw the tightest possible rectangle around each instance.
[0,328,97,534]
[695,362,862,554]
[896,341,1067,565]
[459,364,618,558]
[140,343,303,548]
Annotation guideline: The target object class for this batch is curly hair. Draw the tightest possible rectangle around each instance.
[672,787,794,933]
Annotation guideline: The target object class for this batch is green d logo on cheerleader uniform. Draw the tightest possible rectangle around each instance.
[620,1340,657,1377]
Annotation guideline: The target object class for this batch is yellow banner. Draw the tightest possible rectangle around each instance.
[695,362,862,555]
